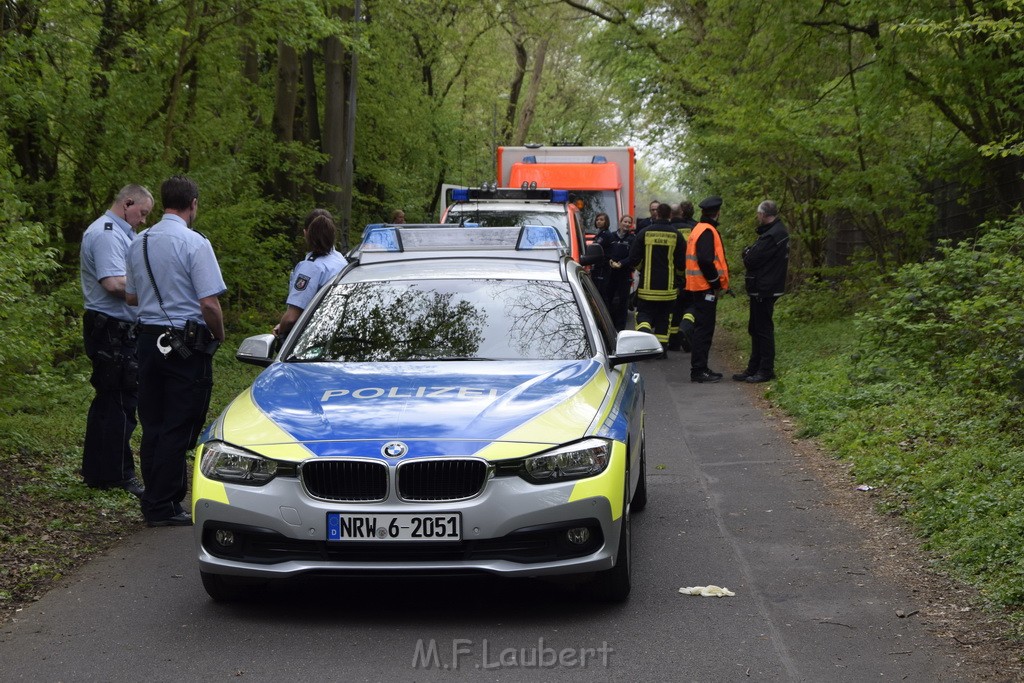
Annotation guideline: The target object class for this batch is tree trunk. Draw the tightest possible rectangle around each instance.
[163,0,200,163]
[321,13,349,214]
[504,38,528,145]
[512,36,548,145]
[272,41,300,201]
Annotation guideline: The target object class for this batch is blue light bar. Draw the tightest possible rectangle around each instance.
[451,188,470,201]
[360,226,401,252]
[551,189,569,203]
[516,225,565,250]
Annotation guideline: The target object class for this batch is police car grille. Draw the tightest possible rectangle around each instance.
[397,459,488,501]
[302,460,388,502]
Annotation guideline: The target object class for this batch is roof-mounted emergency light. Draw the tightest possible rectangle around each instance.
[357,225,565,258]
[454,187,569,203]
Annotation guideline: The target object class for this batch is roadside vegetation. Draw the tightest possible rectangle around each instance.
[0,328,262,624]
[721,213,1024,635]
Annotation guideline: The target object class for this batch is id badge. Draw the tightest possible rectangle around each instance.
[705,292,716,302]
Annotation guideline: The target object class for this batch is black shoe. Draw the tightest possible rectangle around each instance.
[732,371,753,382]
[691,370,723,383]
[147,512,192,527]
[706,369,723,380]
[120,477,145,499]
[745,372,775,383]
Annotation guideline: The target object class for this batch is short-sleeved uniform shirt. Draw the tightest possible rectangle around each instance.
[285,249,347,310]
[125,214,227,328]
[80,210,136,321]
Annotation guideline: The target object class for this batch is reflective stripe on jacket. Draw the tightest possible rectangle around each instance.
[685,222,730,292]
[629,222,685,301]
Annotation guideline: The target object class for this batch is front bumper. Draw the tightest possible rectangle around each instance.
[194,470,621,580]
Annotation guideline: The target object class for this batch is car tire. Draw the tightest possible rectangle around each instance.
[200,571,257,603]
[631,440,648,512]
[589,483,631,603]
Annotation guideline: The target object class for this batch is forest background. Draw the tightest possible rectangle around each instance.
[1,0,1023,634]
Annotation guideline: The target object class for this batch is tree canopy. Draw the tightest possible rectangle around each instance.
[1,0,1021,378]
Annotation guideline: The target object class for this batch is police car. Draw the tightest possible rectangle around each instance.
[442,187,596,265]
[192,225,662,602]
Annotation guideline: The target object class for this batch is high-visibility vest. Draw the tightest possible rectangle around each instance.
[685,222,730,292]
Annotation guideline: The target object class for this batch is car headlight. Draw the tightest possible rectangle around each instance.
[200,441,278,486]
[521,438,611,483]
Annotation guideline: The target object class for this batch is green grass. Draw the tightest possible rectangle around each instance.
[0,332,261,620]
[720,292,1024,634]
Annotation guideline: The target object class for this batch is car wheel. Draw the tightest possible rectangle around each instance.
[589,483,631,603]
[200,571,257,603]
[631,440,648,512]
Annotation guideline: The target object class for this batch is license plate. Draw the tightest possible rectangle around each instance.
[326,513,462,542]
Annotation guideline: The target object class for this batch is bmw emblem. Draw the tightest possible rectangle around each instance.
[382,441,408,458]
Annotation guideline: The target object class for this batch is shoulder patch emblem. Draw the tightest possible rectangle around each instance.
[294,275,310,291]
[104,222,114,230]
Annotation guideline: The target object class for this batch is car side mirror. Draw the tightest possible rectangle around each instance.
[236,333,277,367]
[579,242,604,267]
[609,330,663,367]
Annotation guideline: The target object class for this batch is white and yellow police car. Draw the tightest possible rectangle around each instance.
[193,225,662,602]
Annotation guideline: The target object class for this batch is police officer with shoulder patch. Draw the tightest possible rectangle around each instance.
[274,208,348,340]
[125,176,226,527]
[79,184,154,497]
[684,196,731,383]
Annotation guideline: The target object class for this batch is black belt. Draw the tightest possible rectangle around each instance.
[138,322,217,352]
[138,324,175,335]
[84,310,136,336]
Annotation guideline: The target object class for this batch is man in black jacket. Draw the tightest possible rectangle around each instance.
[734,200,790,383]
[624,203,686,350]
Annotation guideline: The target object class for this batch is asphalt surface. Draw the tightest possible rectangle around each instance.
[0,351,970,682]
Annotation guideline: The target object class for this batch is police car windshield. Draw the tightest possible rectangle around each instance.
[286,279,590,362]
[444,210,569,244]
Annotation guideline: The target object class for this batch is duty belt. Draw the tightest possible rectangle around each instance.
[137,324,177,335]
[137,323,217,350]
[84,310,136,338]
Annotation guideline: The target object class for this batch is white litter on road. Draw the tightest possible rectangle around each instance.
[679,585,736,597]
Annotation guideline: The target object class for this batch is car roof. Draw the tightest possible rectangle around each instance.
[346,225,577,280]
[447,201,568,213]
[343,256,569,283]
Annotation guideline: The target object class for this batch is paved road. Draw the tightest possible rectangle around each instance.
[0,354,969,682]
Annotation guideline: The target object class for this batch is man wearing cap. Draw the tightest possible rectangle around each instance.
[733,200,789,383]
[623,203,686,350]
[684,196,731,382]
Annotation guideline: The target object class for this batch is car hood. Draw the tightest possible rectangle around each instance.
[206,360,611,461]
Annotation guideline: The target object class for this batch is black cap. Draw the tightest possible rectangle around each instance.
[699,196,723,211]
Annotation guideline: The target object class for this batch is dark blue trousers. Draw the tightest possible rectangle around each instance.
[136,331,213,522]
[82,312,138,486]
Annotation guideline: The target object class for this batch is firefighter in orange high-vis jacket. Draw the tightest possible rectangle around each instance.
[622,203,686,352]
[684,196,730,383]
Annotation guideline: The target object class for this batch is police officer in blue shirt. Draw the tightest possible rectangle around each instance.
[125,176,226,527]
[273,208,348,339]
[80,184,154,497]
